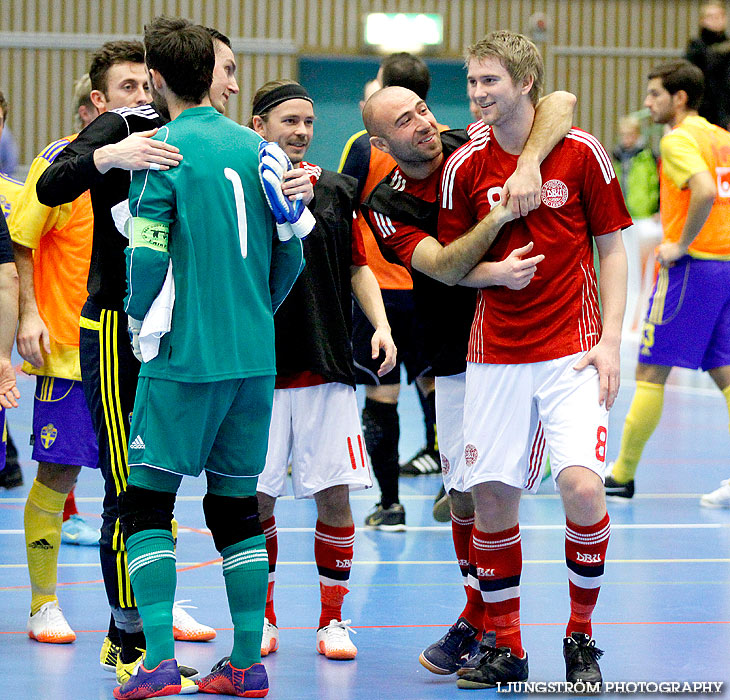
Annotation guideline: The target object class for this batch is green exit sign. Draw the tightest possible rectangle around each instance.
[364,13,443,53]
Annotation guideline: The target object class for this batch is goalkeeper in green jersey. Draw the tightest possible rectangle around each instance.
[115,16,306,700]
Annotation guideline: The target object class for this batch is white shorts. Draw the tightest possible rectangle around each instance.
[257,382,372,499]
[462,352,608,493]
[435,373,468,493]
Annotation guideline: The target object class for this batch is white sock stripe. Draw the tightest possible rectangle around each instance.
[223,555,269,573]
[314,532,356,547]
[565,532,611,546]
[473,533,521,550]
[128,551,176,576]
[451,514,475,526]
[222,548,269,571]
[224,548,268,564]
[319,575,350,588]
[566,523,611,544]
[263,524,277,538]
[223,553,269,569]
[568,570,604,589]
[481,585,520,603]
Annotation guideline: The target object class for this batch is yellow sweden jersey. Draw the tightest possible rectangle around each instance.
[0,171,23,220]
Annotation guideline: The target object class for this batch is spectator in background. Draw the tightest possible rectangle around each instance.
[0,127,19,178]
[0,90,24,490]
[73,74,100,130]
[0,204,20,477]
[359,78,381,112]
[685,1,728,127]
[611,115,661,333]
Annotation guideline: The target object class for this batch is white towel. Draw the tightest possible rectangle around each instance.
[112,199,132,236]
[139,260,175,362]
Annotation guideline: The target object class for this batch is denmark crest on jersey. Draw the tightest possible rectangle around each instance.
[541,179,568,208]
[441,454,450,475]
[464,444,479,467]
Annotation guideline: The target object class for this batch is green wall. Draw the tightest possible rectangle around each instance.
[299,56,475,172]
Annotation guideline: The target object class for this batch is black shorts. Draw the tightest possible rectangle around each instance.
[352,289,431,386]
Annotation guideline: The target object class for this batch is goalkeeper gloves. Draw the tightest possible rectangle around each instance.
[258,141,315,240]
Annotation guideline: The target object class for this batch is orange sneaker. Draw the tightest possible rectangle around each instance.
[316,619,357,660]
[173,600,216,641]
[27,601,76,644]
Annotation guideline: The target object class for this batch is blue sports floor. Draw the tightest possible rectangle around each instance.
[1,335,729,699]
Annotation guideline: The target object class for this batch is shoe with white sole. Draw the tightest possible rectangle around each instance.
[27,601,76,644]
[173,600,216,641]
[61,514,100,546]
[316,619,357,660]
[700,479,730,508]
[261,617,279,656]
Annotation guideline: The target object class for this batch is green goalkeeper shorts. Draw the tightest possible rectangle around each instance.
[128,375,275,484]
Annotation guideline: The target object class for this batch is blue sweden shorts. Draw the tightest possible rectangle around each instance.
[31,377,99,468]
[639,256,730,370]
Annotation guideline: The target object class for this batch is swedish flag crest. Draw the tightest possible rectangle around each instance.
[40,424,58,449]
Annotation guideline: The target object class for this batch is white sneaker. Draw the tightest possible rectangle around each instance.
[700,479,730,508]
[261,616,279,656]
[172,599,216,641]
[27,601,76,643]
[316,619,357,660]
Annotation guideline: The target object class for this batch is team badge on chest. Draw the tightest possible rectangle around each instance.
[441,454,450,475]
[541,179,568,208]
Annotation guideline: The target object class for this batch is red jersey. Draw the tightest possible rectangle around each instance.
[368,165,440,269]
[368,123,489,268]
[438,126,632,364]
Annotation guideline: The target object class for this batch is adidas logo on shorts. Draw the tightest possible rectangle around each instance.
[130,435,146,450]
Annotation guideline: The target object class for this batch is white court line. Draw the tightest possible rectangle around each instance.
[1,557,729,570]
[0,493,715,504]
[2,522,730,536]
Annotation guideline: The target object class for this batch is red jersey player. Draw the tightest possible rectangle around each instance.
[438,31,631,690]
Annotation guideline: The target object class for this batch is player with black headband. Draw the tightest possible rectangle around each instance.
[250,79,396,662]
[361,83,576,677]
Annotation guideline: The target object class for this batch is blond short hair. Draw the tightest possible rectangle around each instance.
[466,30,544,106]
[73,74,93,112]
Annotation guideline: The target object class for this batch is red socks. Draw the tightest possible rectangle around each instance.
[473,525,524,657]
[451,512,485,632]
[565,513,610,637]
[63,488,78,522]
[261,515,278,626]
[314,520,355,629]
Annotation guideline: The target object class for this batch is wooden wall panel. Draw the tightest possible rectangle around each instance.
[0,0,708,166]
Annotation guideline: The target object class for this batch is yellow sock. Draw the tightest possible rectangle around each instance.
[611,381,665,483]
[25,479,67,615]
